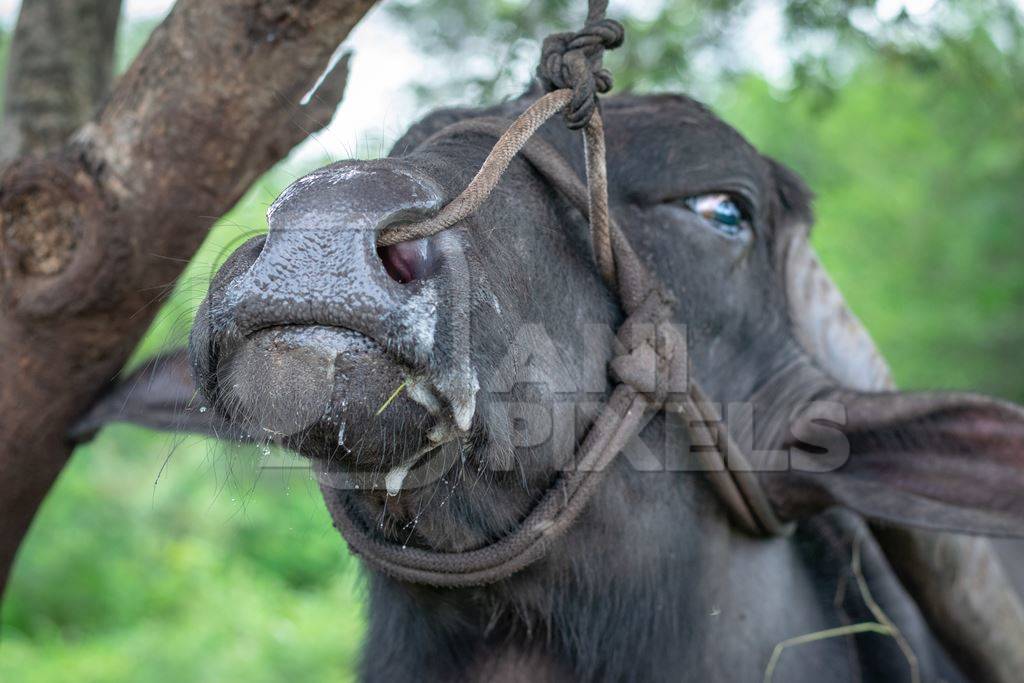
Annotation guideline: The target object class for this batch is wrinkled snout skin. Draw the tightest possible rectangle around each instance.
[193,161,472,469]
[232,163,445,361]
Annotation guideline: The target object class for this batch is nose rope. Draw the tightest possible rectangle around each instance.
[377,89,619,291]
[325,0,790,588]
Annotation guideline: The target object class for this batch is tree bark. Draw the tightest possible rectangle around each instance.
[0,0,376,598]
[1,0,123,162]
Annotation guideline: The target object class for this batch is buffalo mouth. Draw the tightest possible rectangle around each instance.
[203,232,480,488]
[217,307,477,459]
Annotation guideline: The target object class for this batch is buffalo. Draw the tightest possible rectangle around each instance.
[86,87,1024,682]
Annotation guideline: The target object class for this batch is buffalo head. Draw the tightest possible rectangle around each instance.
[177,91,1024,550]
[73,87,1024,682]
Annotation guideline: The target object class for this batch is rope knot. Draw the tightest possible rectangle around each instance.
[536,18,624,130]
[609,288,686,407]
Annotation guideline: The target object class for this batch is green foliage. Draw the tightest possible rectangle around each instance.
[718,27,1024,400]
[384,0,754,102]
[1,3,1023,681]
[0,428,366,683]
[0,24,9,113]
[385,0,1024,102]
[115,18,161,74]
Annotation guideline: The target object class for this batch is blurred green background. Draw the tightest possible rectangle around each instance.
[1,1,1022,681]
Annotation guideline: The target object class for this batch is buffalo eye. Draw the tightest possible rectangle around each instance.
[681,193,750,237]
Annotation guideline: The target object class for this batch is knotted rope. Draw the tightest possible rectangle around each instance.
[326,0,790,588]
[379,0,623,288]
[536,0,624,130]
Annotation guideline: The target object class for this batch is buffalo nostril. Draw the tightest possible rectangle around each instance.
[378,236,439,284]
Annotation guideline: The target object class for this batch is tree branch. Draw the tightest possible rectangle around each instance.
[0,0,123,162]
[0,0,376,598]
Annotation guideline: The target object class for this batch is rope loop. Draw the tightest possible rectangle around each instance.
[536,17,624,130]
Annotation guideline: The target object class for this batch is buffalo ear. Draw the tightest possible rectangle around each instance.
[70,349,251,444]
[770,390,1024,537]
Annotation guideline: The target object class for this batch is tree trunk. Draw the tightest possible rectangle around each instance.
[0,0,377,598]
[1,0,123,162]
